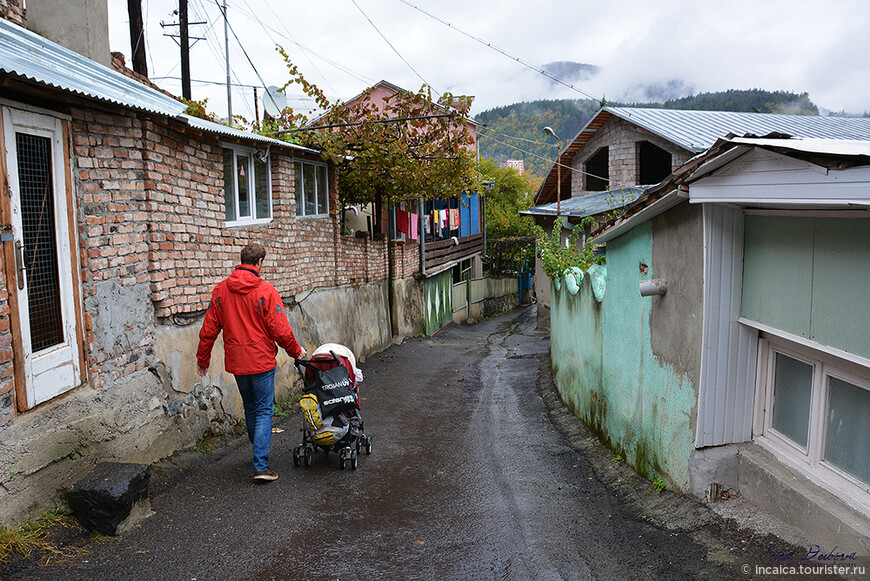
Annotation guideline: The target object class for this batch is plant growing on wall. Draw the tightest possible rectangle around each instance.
[535,217,604,280]
[243,46,480,208]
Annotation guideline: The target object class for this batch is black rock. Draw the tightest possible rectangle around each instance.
[68,462,150,536]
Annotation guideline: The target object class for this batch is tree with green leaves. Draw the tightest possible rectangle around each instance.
[239,47,481,209]
[478,159,539,274]
[479,159,538,239]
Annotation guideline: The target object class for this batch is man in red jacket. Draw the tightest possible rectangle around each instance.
[196,243,307,483]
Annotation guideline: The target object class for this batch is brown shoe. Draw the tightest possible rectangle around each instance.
[253,468,278,483]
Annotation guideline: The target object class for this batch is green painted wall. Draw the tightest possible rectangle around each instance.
[424,270,453,335]
[550,221,698,490]
[742,216,870,360]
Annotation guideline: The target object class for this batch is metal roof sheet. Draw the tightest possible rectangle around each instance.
[606,107,870,153]
[721,136,870,158]
[0,19,315,152]
[522,186,649,219]
[535,107,870,205]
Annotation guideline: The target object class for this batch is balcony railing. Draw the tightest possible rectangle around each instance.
[424,233,484,273]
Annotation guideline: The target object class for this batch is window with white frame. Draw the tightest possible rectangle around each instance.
[294,159,328,217]
[223,144,271,224]
[755,335,870,506]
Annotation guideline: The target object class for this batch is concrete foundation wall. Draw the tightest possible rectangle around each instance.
[550,218,701,490]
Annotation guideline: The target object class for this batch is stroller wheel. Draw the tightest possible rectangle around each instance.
[293,446,303,467]
[365,436,373,455]
[338,449,347,470]
[350,450,359,470]
[303,447,313,467]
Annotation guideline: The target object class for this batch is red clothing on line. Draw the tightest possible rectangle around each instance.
[197,265,304,375]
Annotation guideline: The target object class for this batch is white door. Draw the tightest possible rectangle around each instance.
[3,107,81,408]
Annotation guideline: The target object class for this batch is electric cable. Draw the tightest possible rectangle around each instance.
[350,0,438,96]
[479,130,620,188]
[396,0,603,103]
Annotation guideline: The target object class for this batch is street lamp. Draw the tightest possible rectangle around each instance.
[543,126,562,218]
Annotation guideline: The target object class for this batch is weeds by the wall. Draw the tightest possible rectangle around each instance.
[0,510,76,565]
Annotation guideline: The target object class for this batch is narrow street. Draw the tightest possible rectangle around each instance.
[11,306,801,580]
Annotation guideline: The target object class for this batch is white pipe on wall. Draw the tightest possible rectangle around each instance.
[640,279,667,297]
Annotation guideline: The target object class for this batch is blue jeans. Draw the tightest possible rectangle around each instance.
[235,368,276,472]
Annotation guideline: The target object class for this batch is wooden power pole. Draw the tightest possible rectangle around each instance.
[127,0,148,77]
[179,0,191,99]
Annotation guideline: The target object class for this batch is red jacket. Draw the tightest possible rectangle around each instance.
[196,265,304,375]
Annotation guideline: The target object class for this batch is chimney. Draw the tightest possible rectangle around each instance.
[26,0,111,67]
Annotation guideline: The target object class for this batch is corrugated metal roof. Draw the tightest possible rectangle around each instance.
[522,186,649,219]
[722,136,870,157]
[0,18,184,116]
[535,107,870,205]
[0,18,315,152]
[607,107,870,153]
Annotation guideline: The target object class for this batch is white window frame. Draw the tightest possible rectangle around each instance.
[223,143,272,227]
[294,159,329,218]
[754,333,870,513]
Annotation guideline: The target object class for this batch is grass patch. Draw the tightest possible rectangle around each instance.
[483,308,514,321]
[0,510,79,565]
[192,433,218,455]
[653,477,667,494]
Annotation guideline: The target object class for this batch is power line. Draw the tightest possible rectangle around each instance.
[351,0,437,96]
[225,0,375,99]
[211,0,272,111]
[151,75,315,99]
[397,0,603,103]
[252,0,339,99]
[479,130,619,188]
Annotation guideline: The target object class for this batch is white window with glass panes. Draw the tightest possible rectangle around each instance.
[295,159,328,217]
[222,144,271,225]
[754,334,870,511]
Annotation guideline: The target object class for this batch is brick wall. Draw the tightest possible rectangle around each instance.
[65,106,414,392]
[570,117,692,197]
[0,100,421,424]
[0,266,13,425]
[0,0,26,26]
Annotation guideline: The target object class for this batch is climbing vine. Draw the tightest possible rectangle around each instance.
[535,217,604,280]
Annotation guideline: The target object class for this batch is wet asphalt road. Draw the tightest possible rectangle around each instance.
[11,306,774,580]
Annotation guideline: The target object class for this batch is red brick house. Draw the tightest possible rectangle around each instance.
[0,2,419,524]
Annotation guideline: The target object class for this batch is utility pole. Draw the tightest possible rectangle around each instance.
[253,87,259,126]
[180,0,191,100]
[127,0,148,77]
[223,0,232,121]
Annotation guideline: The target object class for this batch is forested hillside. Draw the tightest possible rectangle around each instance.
[475,89,821,180]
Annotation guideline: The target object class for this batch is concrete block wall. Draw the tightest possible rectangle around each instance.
[570,117,692,198]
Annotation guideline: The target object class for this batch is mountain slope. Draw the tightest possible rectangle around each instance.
[475,89,821,180]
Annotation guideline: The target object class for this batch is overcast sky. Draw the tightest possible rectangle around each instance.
[106,0,870,121]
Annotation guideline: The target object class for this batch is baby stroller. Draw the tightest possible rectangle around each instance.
[293,344,372,470]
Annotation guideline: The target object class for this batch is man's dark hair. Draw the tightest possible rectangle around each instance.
[240,242,266,266]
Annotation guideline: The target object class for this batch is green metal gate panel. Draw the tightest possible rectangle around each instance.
[424,270,453,335]
[742,215,870,360]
